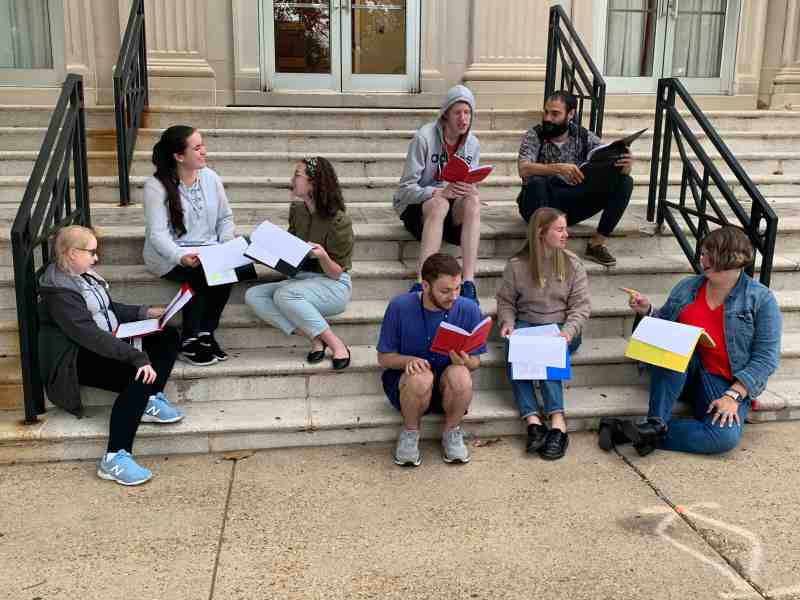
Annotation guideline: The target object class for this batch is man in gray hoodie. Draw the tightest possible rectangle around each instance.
[393,85,482,303]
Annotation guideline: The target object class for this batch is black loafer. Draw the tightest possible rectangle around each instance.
[306,341,328,364]
[525,423,549,454]
[332,347,351,370]
[539,429,569,460]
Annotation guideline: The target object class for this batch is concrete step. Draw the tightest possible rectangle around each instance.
[0,379,796,464]
[3,173,798,206]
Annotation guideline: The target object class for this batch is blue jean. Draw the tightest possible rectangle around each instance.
[505,320,582,418]
[648,354,750,455]
[244,271,352,338]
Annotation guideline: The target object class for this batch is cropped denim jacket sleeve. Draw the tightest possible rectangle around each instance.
[653,272,782,398]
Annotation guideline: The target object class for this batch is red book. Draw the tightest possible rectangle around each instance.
[430,316,493,356]
[440,155,494,184]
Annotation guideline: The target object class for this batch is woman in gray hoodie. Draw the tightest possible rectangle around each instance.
[38,225,180,485]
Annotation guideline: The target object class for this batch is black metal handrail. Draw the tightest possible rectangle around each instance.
[648,78,778,286]
[11,74,91,423]
[113,0,148,206]
[544,5,606,137]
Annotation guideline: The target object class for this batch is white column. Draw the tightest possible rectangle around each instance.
[772,0,800,107]
[420,0,448,94]
[733,0,768,100]
[65,0,97,103]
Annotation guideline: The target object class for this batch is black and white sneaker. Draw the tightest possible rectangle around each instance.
[199,332,228,361]
[180,337,217,366]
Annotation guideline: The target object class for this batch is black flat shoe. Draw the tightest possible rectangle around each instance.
[306,341,327,364]
[525,423,549,454]
[539,429,569,460]
[332,347,351,370]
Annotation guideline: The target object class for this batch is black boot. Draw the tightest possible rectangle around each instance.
[621,418,667,456]
[597,417,631,451]
[526,423,549,454]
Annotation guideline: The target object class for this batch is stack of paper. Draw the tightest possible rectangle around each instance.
[508,324,571,381]
[115,283,194,339]
[625,316,716,373]
[190,237,254,286]
[245,220,313,277]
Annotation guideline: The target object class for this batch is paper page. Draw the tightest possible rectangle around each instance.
[632,316,703,356]
[244,243,280,268]
[115,318,160,339]
[197,237,252,272]
[625,338,692,373]
[512,362,548,380]
[510,324,560,337]
[437,320,470,337]
[205,269,238,286]
[508,335,566,368]
[250,221,312,268]
[160,285,194,326]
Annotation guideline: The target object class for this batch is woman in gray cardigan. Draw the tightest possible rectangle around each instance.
[38,225,180,486]
[143,125,237,366]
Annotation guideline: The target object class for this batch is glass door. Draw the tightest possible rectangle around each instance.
[0,0,65,86]
[260,0,419,93]
[594,0,740,94]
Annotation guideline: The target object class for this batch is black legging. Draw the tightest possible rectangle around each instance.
[162,265,233,341]
[77,327,179,453]
[517,172,634,237]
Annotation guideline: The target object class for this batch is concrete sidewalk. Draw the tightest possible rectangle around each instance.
[1,422,799,600]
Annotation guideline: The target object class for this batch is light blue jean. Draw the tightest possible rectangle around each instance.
[504,320,582,419]
[244,271,352,338]
[648,353,750,455]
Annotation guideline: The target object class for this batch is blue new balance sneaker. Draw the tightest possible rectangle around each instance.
[96,450,152,486]
[141,392,184,424]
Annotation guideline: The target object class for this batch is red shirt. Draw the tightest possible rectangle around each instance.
[677,281,732,380]
[437,140,459,182]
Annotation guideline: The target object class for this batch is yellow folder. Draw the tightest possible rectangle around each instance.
[625,317,716,373]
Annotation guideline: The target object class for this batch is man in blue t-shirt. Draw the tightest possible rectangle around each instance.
[377,253,487,467]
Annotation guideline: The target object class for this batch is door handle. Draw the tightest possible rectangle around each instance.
[668,0,678,20]
[342,0,350,12]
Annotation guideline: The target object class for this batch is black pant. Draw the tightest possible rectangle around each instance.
[163,265,233,341]
[77,327,179,453]
[517,172,634,237]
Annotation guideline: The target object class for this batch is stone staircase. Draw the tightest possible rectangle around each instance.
[1,105,799,463]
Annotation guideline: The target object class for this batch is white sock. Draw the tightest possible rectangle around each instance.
[104,452,117,462]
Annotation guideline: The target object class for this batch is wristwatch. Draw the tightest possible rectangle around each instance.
[723,389,742,403]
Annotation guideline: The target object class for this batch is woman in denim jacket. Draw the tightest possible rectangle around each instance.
[600,226,781,456]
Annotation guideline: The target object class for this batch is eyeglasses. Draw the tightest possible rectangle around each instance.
[75,248,99,258]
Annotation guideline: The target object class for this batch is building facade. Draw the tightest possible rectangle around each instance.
[1,0,799,110]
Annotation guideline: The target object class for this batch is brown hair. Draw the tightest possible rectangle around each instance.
[53,225,96,272]
[514,207,571,288]
[152,125,196,236]
[701,226,754,271]
[421,253,462,285]
[303,156,346,219]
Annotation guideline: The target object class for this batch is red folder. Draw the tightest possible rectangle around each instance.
[440,155,494,184]
[430,316,493,356]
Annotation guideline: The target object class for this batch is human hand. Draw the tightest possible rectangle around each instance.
[559,163,584,185]
[499,323,514,338]
[452,182,477,197]
[708,396,741,427]
[627,290,651,316]
[308,242,329,260]
[135,364,157,384]
[146,306,166,319]
[559,331,572,344]
[405,357,431,375]
[180,253,200,268]
[615,151,633,175]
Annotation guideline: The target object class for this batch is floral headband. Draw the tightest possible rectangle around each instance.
[303,157,319,178]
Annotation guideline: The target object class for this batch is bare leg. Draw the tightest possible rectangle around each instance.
[416,196,450,280]
[550,411,566,433]
[318,327,348,360]
[450,192,481,281]
[440,364,473,430]
[399,371,434,429]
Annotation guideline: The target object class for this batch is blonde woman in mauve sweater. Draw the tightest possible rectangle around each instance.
[496,207,591,460]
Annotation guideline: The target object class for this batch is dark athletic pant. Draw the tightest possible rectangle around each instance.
[517,172,634,237]
[77,327,179,454]
[163,265,233,341]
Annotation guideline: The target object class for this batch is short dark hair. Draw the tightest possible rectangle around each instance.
[701,226,755,271]
[421,253,462,285]
[545,90,577,114]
